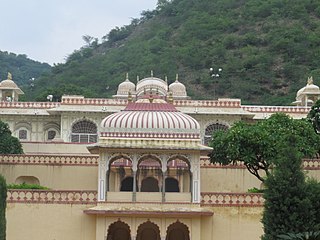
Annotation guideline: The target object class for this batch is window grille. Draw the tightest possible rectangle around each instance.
[19,129,27,140]
[47,130,56,140]
[204,123,228,145]
[71,120,97,143]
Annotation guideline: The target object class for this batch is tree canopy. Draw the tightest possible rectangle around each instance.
[0,121,23,154]
[0,175,7,240]
[262,135,319,240]
[209,113,320,182]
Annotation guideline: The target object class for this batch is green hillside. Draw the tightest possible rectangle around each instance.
[0,51,51,89]
[25,0,320,105]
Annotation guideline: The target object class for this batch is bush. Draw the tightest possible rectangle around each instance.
[7,183,48,190]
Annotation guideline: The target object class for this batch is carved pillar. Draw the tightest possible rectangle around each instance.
[161,155,168,203]
[98,151,109,201]
[190,154,200,203]
[132,154,138,202]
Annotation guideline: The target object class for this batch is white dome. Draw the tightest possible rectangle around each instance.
[169,80,187,97]
[116,79,135,96]
[0,79,19,89]
[136,77,168,97]
[101,101,200,139]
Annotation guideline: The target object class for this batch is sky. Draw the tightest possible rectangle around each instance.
[0,0,158,65]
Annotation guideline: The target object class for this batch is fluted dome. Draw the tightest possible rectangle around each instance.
[101,99,200,139]
[0,79,19,89]
[116,79,135,96]
[136,77,168,97]
[169,80,187,97]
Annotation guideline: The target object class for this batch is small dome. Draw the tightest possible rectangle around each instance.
[116,79,135,96]
[169,80,187,97]
[136,77,168,97]
[0,79,19,89]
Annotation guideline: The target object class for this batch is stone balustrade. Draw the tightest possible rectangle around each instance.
[6,190,264,207]
[7,190,97,204]
[0,101,59,108]
[0,154,98,166]
[242,105,310,113]
[200,192,264,206]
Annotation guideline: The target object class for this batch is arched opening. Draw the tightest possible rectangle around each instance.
[15,176,40,185]
[107,220,131,240]
[71,119,97,143]
[165,177,179,192]
[166,221,190,240]
[120,176,136,192]
[108,155,133,192]
[137,221,160,240]
[137,155,162,192]
[204,123,228,145]
[167,157,190,193]
[141,177,159,192]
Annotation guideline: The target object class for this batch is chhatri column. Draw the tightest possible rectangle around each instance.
[132,154,138,202]
[190,155,201,203]
[98,152,109,201]
[161,156,168,203]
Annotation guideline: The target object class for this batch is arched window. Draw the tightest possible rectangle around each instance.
[204,123,228,145]
[165,177,180,192]
[47,130,56,140]
[137,221,161,240]
[141,177,159,192]
[107,221,131,240]
[18,129,28,140]
[71,120,97,143]
[15,176,40,185]
[166,221,190,240]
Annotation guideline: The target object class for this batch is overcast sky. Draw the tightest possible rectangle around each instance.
[0,0,158,65]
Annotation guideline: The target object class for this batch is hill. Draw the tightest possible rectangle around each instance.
[0,51,51,92]
[24,0,320,105]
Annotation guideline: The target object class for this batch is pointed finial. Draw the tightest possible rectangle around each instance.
[308,76,313,85]
[7,72,12,80]
[165,76,168,82]
[137,75,139,83]
[151,70,153,77]
[126,72,129,80]
[175,73,179,82]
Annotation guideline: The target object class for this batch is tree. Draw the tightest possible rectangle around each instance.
[0,121,23,154]
[307,99,320,134]
[262,135,316,240]
[0,175,7,240]
[209,113,320,182]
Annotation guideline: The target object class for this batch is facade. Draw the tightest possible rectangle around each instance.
[1,73,320,240]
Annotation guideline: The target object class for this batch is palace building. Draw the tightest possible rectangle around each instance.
[1,72,320,240]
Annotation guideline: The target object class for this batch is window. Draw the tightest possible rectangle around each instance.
[47,130,56,140]
[204,123,228,145]
[71,120,97,143]
[19,129,27,140]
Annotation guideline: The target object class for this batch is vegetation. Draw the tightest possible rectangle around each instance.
[0,51,50,88]
[0,121,23,154]
[20,0,320,104]
[209,113,320,182]
[7,183,48,190]
[308,99,320,133]
[262,135,320,240]
[0,175,6,240]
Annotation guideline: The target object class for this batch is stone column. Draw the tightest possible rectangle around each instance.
[161,162,167,203]
[190,154,201,203]
[132,154,138,202]
[98,152,109,201]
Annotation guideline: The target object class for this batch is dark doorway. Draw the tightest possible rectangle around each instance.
[120,177,133,191]
[107,221,131,240]
[165,177,180,192]
[141,177,159,192]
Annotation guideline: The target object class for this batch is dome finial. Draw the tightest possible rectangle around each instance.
[151,70,154,77]
[165,75,168,82]
[175,73,179,82]
[308,76,313,85]
[126,72,129,80]
[7,72,12,80]
[137,75,139,83]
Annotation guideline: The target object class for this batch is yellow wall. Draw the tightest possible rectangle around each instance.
[7,203,96,240]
